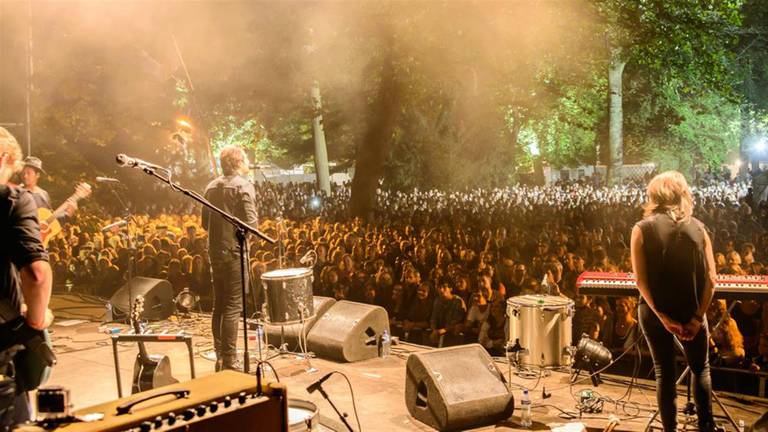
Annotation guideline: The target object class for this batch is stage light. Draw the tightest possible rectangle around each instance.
[175,288,199,313]
[755,137,768,153]
[176,117,193,132]
[309,196,321,209]
[571,334,612,387]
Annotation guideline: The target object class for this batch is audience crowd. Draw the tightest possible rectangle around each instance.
[45,176,768,375]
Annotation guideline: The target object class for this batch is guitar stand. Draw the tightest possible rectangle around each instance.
[111,333,195,397]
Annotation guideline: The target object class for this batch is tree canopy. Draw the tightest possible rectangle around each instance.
[0,1,765,210]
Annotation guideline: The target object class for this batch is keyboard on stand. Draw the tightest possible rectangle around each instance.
[576,271,768,301]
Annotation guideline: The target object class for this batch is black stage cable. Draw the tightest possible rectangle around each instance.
[254,359,280,383]
[543,337,642,396]
[327,371,362,432]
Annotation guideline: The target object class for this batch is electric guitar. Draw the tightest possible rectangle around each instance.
[38,182,92,247]
[0,300,56,392]
[130,296,178,394]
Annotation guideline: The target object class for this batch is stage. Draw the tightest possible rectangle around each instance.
[44,308,764,431]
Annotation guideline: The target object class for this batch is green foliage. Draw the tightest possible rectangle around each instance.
[208,110,286,164]
[594,0,742,94]
[625,79,740,173]
[523,74,607,169]
[0,0,762,200]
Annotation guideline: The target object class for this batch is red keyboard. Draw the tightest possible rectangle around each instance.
[576,271,768,301]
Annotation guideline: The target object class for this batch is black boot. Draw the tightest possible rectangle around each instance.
[222,354,242,372]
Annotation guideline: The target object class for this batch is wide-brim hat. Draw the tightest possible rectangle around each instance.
[22,156,46,174]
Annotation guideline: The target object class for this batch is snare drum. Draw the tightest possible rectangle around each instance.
[506,294,574,367]
[289,399,319,431]
[262,268,314,324]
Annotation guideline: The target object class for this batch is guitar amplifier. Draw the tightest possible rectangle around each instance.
[47,371,288,432]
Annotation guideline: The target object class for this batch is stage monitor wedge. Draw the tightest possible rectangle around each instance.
[405,344,514,431]
[109,277,174,321]
[306,300,389,362]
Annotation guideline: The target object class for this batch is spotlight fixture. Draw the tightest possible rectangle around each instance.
[571,334,612,387]
[174,288,199,314]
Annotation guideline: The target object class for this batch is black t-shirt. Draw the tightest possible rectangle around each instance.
[406,297,433,324]
[0,185,49,314]
[202,175,259,262]
[637,213,707,323]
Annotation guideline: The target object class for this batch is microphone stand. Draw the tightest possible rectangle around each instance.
[102,180,135,325]
[127,164,275,374]
[315,382,355,432]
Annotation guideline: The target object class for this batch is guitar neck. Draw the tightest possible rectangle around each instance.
[137,341,150,361]
[48,195,78,222]
[133,321,151,361]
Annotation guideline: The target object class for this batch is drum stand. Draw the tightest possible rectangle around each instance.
[264,310,318,375]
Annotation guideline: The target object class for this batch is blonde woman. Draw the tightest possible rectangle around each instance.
[0,127,54,427]
[631,171,716,432]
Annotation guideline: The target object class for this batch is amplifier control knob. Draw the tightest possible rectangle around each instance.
[167,413,177,426]
[209,401,219,413]
[223,396,232,408]
[139,421,152,432]
[183,409,195,421]
[196,405,207,417]
[238,392,247,404]
[153,416,164,428]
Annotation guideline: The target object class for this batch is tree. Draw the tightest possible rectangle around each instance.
[594,0,742,183]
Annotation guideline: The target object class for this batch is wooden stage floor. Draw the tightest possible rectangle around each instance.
[44,316,765,431]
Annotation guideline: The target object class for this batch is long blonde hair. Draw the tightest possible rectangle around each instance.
[0,127,23,173]
[642,171,693,222]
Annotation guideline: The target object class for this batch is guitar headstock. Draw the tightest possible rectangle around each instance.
[131,295,145,333]
[73,183,92,200]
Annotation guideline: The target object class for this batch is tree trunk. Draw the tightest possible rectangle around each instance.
[311,81,331,195]
[349,50,400,221]
[608,48,626,186]
[739,103,751,178]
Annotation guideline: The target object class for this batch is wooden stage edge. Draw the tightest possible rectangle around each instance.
[44,320,765,432]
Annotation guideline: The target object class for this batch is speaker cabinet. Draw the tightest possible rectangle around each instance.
[263,296,336,350]
[109,277,174,321]
[405,344,514,431]
[306,301,389,362]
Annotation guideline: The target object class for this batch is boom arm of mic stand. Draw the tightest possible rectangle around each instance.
[136,166,276,244]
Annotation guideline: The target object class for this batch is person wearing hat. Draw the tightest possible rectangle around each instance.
[20,156,76,223]
[20,156,51,211]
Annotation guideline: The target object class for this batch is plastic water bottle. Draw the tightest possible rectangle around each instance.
[520,389,532,428]
[739,420,746,432]
[380,330,391,358]
[256,324,265,348]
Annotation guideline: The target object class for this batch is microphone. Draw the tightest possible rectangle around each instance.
[96,176,120,183]
[306,372,334,394]
[115,154,166,171]
[101,220,128,233]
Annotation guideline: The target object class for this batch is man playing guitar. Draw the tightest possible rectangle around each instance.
[20,156,90,247]
[20,157,59,214]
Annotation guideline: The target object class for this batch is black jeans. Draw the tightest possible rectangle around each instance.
[211,258,244,364]
[638,303,714,432]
